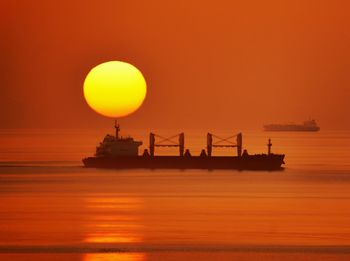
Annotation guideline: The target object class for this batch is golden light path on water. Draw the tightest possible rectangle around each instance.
[83,253,145,261]
[83,197,143,244]
[82,197,144,260]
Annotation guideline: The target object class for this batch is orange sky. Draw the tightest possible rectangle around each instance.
[1,0,350,130]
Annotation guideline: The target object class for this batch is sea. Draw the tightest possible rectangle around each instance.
[0,129,350,261]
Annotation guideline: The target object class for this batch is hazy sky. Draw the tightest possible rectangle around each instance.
[2,0,350,130]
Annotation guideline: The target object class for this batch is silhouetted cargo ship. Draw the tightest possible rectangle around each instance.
[264,119,320,132]
[83,122,285,170]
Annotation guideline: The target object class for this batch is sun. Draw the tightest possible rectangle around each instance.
[83,61,147,118]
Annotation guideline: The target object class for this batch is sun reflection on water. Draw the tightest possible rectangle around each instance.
[84,233,139,243]
[83,196,143,244]
[83,253,145,261]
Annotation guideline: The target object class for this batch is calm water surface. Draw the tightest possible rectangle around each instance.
[0,129,350,260]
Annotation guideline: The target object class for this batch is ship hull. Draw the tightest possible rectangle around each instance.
[82,155,285,170]
[264,125,320,132]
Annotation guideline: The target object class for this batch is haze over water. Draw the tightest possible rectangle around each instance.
[1,129,350,260]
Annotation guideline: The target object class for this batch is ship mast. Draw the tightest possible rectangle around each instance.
[267,138,272,155]
[115,120,120,139]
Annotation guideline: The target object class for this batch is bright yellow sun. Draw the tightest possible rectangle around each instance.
[83,61,147,118]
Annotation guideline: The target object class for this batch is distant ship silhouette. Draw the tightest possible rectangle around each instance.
[264,119,320,132]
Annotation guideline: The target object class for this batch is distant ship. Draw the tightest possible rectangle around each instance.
[83,122,285,170]
[264,119,320,132]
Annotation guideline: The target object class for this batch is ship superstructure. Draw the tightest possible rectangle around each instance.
[95,122,142,157]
